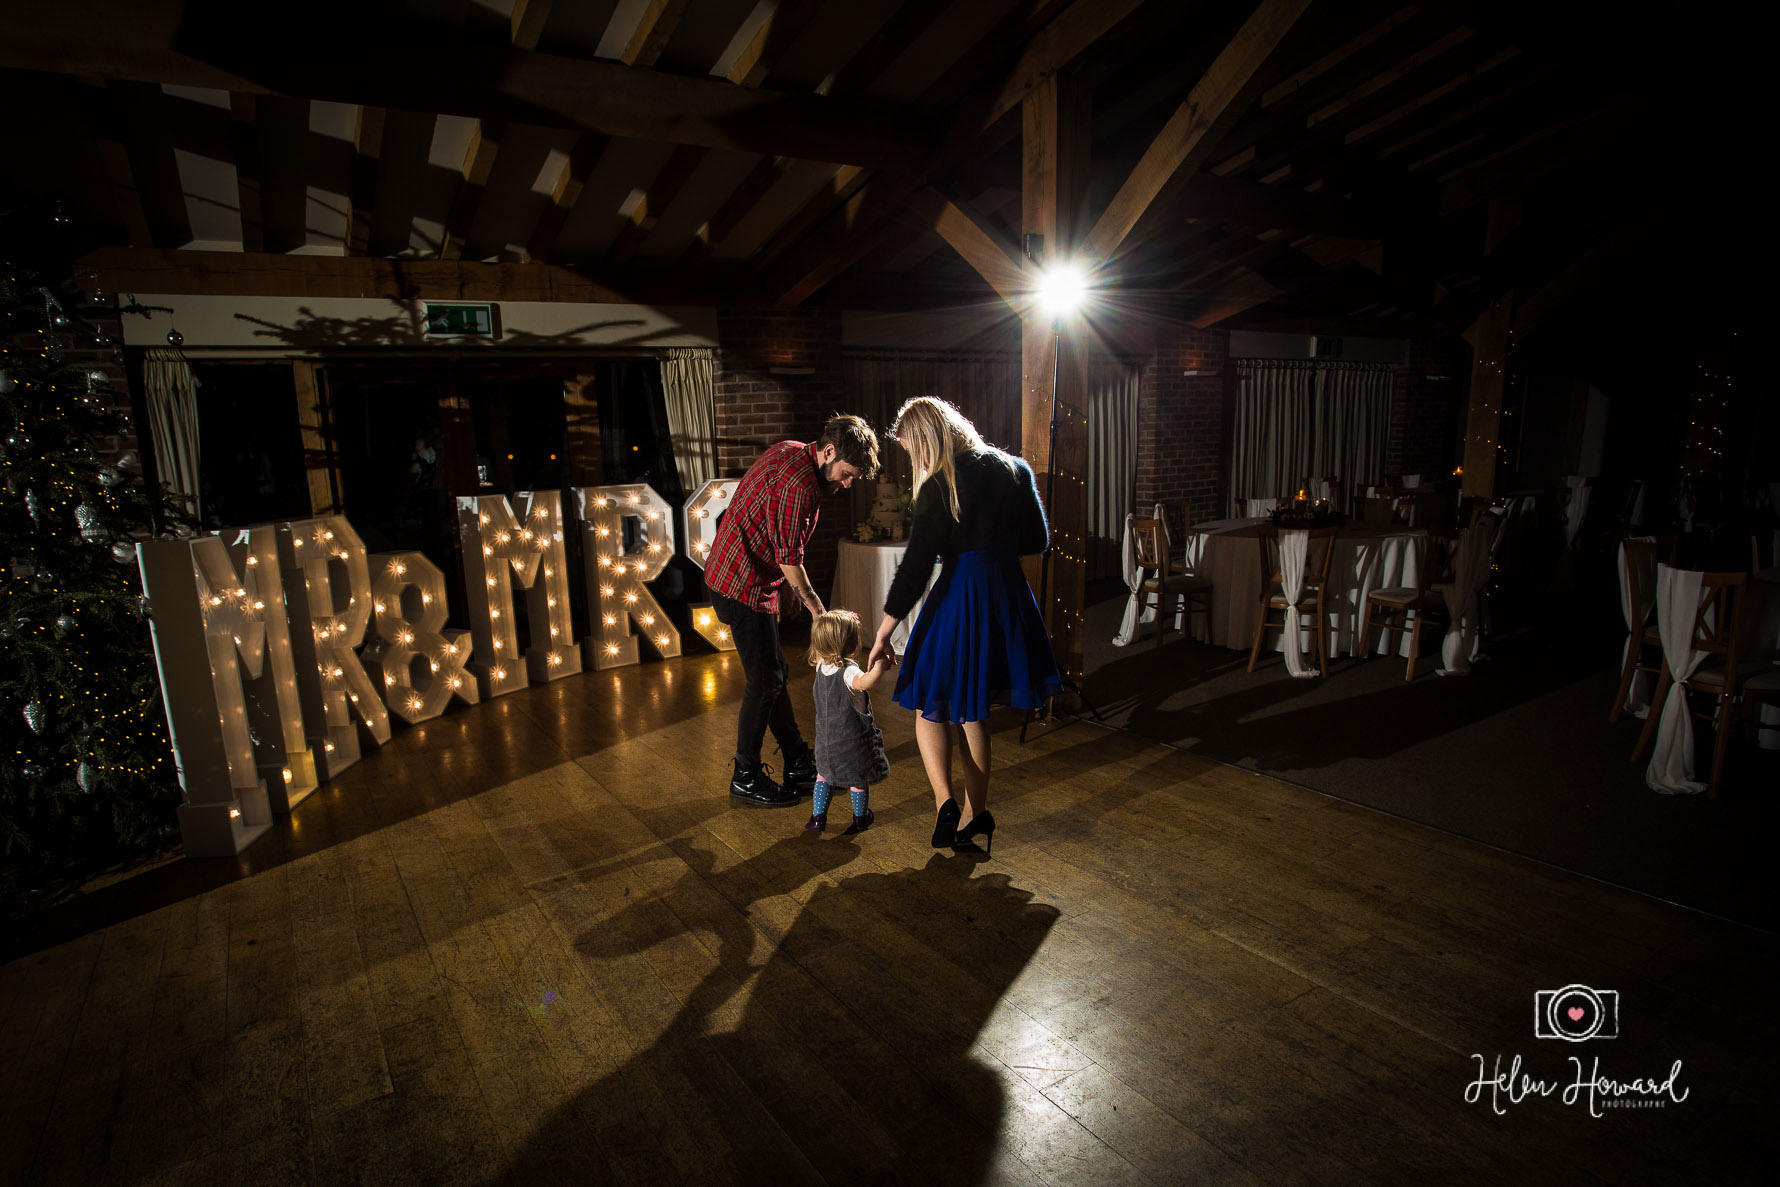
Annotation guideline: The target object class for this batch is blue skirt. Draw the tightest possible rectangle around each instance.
[893,545,1062,723]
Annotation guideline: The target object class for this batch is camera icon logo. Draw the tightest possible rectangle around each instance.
[1534,984,1619,1042]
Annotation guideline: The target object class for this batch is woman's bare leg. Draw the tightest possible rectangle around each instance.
[956,719,991,824]
[914,714,953,810]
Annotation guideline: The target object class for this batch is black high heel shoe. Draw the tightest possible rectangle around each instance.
[954,810,995,855]
[931,799,961,848]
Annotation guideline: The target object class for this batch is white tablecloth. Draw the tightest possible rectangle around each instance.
[1179,520,1427,658]
[830,540,941,651]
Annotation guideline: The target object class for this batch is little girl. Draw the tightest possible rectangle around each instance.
[804,609,893,834]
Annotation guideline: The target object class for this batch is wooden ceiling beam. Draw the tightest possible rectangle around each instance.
[917,189,1027,310]
[1083,0,1319,265]
[438,121,502,261]
[75,247,765,305]
[227,92,263,254]
[1187,269,1284,328]
[723,0,826,88]
[606,144,705,266]
[621,0,691,69]
[345,105,385,257]
[509,0,552,51]
[528,133,610,264]
[681,154,783,267]
[0,2,931,170]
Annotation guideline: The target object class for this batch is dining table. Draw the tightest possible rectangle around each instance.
[1175,517,1429,659]
[829,539,941,651]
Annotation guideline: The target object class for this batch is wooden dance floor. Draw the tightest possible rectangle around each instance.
[2,647,1772,1184]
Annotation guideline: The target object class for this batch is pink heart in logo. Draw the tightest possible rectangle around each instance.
[1567,1007,1585,1022]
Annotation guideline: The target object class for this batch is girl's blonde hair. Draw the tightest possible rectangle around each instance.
[807,608,863,668]
[890,396,986,522]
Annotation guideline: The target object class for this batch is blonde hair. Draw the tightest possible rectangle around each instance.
[890,396,986,522]
[807,608,863,668]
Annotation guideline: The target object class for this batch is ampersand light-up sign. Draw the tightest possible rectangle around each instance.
[575,484,683,669]
[279,516,392,778]
[681,478,738,653]
[458,490,581,698]
[362,551,480,723]
[137,529,315,856]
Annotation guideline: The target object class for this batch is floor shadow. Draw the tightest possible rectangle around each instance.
[488,847,1059,1184]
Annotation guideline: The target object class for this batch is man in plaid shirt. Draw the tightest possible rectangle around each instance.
[708,414,880,806]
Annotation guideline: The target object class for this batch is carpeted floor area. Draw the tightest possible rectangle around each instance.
[1079,585,1780,932]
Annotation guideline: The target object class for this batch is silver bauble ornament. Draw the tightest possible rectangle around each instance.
[113,542,135,563]
[55,613,76,634]
[99,466,124,487]
[23,701,45,733]
[76,761,97,793]
[75,502,105,542]
[166,329,184,348]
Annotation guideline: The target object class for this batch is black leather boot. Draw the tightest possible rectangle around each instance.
[781,745,818,798]
[730,760,796,807]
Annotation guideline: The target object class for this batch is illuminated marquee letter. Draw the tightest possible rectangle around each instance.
[575,484,682,669]
[137,530,317,856]
[458,490,582,698]
[681,478,737,653]
[279,516,392,778]
[363,551,479,723]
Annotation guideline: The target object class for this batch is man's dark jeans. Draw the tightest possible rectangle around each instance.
[710,591,807,769]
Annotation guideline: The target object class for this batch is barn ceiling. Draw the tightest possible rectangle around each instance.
[0,0,1755,338]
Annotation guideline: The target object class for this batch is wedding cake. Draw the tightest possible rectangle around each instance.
[868,488,905,537]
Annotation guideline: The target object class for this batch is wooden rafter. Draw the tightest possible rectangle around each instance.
[606,145,704,266]
[345,105,385,257]
[681,155,784,267]
[439,121,502,261]
[1188,269,1285,327]
[227,92,263,254]
[0,2,931,171]
[622,0,692,69]
[723,0,825,88]
[1083,0,1318,265]
[76,247,764,305]
[528,133,609,264]
[509,0,552,50]
[918,190,1027,310]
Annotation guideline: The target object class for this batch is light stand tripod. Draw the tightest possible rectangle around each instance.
[1022,313,1103,743]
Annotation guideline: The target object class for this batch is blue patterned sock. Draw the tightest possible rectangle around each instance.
[812,779,832,817]
[849,787,869,816]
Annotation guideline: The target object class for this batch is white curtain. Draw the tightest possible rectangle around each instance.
[1086,359,1140,581]
[1230,360,1393,516]
[660,347,717,492]
[144,347,201,518]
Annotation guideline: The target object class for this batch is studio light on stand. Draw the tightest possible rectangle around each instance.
[1022,253,1103,742]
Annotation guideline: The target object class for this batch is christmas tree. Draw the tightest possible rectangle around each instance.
[2,201,189,882]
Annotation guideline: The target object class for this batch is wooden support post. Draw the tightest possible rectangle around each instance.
[1459,195,1521,500]
[1022,75,1091,687]
[292,361,338,514]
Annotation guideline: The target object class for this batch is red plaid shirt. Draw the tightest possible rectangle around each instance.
[705,441,823,612]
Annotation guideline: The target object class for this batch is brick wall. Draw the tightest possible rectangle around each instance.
[712,306,852,596]
[1136,324,1231,533]
[1388,336,1464,480]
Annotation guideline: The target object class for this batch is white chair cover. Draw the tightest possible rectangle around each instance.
[1646,564,1708,795]
[1438,522,1494,674]
[1561,476,1592,550]
[1113,503,1168,646]
[1401,474,1423,489]
[1277,529,1318,678]
[1616,536,1659,717]
[1244,498,1279,517]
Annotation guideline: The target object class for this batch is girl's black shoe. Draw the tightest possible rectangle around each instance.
[931,799,961,848]
[955,810,996,855]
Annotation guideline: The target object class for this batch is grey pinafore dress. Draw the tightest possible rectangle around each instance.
[813,662,891,788]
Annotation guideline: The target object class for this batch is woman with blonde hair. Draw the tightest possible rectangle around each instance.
[866,397,1060,853]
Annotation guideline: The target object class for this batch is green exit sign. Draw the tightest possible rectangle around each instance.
[423,302,500,338]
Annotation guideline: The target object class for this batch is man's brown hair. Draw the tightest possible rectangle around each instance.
[816,413,881,479]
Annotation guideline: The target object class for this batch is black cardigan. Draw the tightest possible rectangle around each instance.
[883,448,1050,620]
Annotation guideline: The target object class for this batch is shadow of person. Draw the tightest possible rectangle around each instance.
[490,849,1059,1185]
